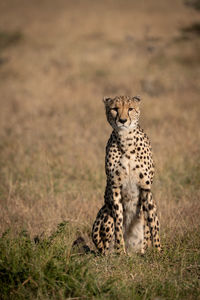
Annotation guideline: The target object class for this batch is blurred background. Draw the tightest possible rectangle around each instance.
[0,0,199,240]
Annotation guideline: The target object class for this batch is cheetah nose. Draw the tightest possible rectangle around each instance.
[119,118,127,124]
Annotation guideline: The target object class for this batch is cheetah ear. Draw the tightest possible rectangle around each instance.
[103,96,112,104]
[132,95,141,102]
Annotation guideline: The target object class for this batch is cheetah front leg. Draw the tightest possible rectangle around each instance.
[140,189,161,252]
[111,186,126,254]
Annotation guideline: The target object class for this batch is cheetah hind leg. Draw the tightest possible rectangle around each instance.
[140,189,162,252]
[92,205,114,255]
[141,215,152,254]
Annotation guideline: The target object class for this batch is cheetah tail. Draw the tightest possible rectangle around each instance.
[72,236,96,255]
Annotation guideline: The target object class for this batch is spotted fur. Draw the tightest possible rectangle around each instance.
[92,96,161,255]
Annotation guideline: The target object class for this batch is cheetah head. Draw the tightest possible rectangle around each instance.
[103,95,141,131]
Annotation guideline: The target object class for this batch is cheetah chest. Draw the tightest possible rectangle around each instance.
[120,155,144,252]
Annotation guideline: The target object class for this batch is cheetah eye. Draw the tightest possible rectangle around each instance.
[111,108,118,112]
[128,108,134,112]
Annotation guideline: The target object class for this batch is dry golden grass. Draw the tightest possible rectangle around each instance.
[0,0,199,245]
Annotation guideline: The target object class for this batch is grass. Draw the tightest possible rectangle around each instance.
[0,223,199,300]
[0,0,200,298]
[0,31,22,51]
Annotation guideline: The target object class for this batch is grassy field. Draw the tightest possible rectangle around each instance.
[0,0,200,299]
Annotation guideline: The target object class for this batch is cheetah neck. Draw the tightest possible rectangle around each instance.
[114,125,140,152]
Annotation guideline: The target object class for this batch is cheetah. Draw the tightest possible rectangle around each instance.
[92,96,161,255]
